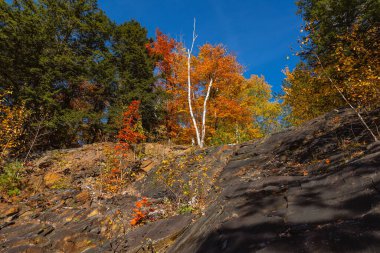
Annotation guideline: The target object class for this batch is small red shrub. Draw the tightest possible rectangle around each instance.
[130,197,153,226]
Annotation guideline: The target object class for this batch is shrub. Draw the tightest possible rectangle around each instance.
[130,197,153,226]
[0,161,24,196]
[178,204,194,214]
[0,90,28,163]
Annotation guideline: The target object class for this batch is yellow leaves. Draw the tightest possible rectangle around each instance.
[330,24,380,108]
[88,209,100,218]
[285,22,379,125]
[0,90,28,162]
[154,151,211,211]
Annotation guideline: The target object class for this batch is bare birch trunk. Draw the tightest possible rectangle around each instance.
[187,18,201,147]
[200,78,213,148]
[187,18,214,148]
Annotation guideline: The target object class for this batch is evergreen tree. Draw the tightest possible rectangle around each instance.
[110,20,160,134]
[297,0,380,66]
[283,0,380,124]
[0,0,161,151]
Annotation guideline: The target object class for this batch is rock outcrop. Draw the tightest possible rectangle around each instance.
[169,108,380,253]
[1,107,379,253]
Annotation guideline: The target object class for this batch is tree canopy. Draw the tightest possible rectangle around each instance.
[283,0,380,124]
[0,0,159,153]
[148,30,282,145]
[0,0,288,159]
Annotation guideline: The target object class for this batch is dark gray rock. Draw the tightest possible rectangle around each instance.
[169,108,380,253]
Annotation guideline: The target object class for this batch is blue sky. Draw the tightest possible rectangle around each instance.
[98,0,303,94]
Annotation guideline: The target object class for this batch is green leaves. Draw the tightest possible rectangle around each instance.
[0,1,161,151]
[0,161,24,197]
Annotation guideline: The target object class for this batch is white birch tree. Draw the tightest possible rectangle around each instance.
[186,18,213,148]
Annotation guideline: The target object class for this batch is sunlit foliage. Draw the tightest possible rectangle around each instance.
[284,0,380,124]
[0,90,28,162]
[149,31,282,145]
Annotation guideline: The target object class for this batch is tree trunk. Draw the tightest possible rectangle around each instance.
[200,78,213,148]
[187,18,201,147]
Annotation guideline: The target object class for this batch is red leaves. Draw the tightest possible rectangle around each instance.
[147,29,179,88]
[115,100,146,154]
[130,197,152,226]
[100,101,146,193]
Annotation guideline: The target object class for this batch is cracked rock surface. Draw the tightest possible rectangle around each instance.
[1,108,380,253]
[169,108,380,253]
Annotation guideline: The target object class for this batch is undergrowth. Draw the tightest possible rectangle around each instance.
[0,161,24,196]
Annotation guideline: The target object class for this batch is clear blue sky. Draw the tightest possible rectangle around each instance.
[98,0,303,94]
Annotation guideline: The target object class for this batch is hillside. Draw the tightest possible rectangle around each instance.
[1,107,380,253]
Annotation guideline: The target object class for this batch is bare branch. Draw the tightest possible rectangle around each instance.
[23,115,45,163]
[314,53,378,142]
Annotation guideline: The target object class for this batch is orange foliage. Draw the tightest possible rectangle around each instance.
[148,31,277,145]
[332,25,380,108]
[103,167,123,193]
[115,100,146,156]
[147,29,179,89]
[99,101,146,193]
[130,197,153,226]
[147,30,184,139]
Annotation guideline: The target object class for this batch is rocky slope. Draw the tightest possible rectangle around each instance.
[1,107,380,253]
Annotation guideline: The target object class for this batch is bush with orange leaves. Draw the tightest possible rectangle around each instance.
[115,100,146,157]
[130,197,154,226]
[98,101,146,194]
[0,90,28,163]
[114,100,145,188]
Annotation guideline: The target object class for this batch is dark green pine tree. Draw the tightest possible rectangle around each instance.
[296,0,380,66]
[1,0,115,148]
[0,0,162,151]
[39,0,115,146]
[110,20,161,135]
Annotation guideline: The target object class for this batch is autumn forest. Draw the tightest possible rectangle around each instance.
[1,0,380,251]
[1,0,379,162]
